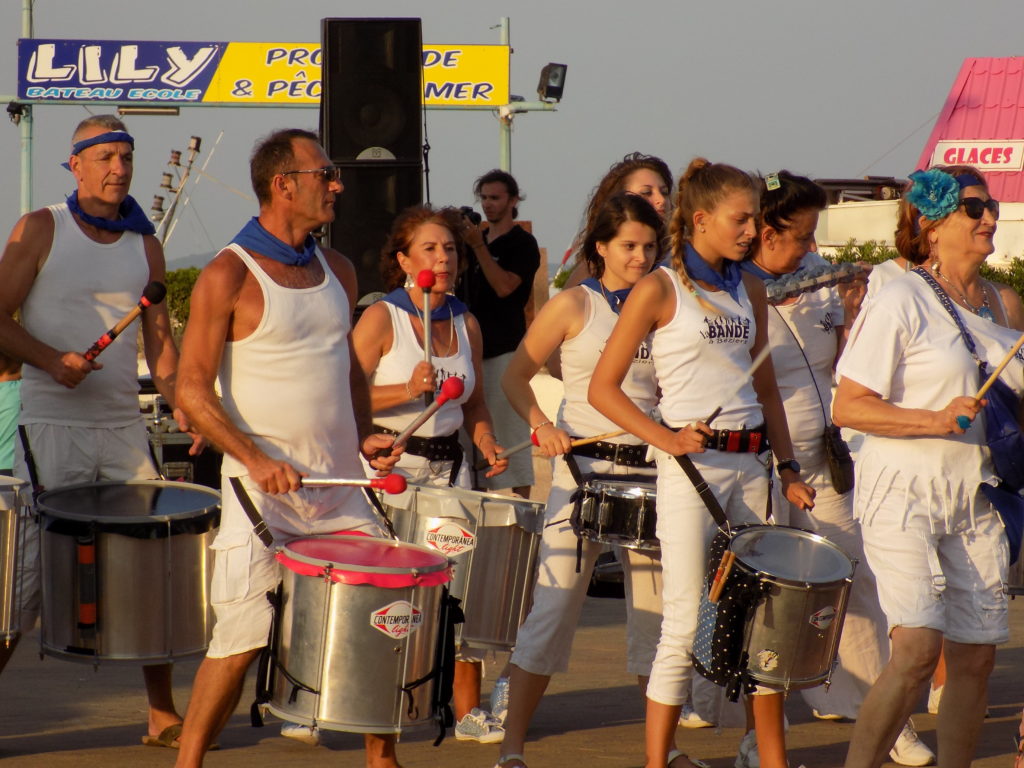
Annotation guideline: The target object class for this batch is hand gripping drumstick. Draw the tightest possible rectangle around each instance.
[956,329,1024,429]
[417,269,437,405]
[302,474,408,494]
[83,281,166,362]
[390,376,465,451]
[704,345,774,426]
[474,428,630,470]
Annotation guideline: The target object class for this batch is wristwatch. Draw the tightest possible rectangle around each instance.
[776,458,801,474]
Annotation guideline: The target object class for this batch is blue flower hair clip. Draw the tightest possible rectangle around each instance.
[906,169,960,220]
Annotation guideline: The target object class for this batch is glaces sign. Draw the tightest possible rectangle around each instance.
[18,39,509,107]
[930,140,1024,172]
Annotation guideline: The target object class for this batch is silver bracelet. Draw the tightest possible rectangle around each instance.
[405,380,415,400]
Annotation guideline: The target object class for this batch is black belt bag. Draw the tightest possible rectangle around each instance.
[373,425,463,486]
[570,439,654,468]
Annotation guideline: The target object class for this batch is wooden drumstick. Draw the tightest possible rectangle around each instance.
[708,550,736,603]
[474,428,631,470]
[955,329,1024,430]
[705,345,773,426]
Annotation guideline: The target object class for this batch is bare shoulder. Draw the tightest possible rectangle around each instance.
[741,269,766,297]
[142,234,167,280]
[194,246,250,300]
[543,284,587,316]
[353,300,392,334]
[3,208,55,259]
[320,245,356,284]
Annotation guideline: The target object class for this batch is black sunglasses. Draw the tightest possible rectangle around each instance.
[959,196,999,220]
[281,166,341,183]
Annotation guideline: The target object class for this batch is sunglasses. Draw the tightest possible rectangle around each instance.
[959,196,999,220]
[281,166,341,183]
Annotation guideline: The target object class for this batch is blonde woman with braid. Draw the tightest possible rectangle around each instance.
[590,158,815,768]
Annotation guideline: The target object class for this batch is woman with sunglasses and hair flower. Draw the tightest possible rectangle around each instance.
[833,165,1024,768]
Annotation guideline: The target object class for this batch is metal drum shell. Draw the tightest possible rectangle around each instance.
[385,484,545,651]
[0,476,30,644]
[731,525,854,690]
[37,480,220,664]
[575,478,659,551]
[266,536,448,734]
[1007,544,1024,596]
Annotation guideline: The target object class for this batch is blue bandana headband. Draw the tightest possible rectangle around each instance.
[683,242,743,302]
[60,130,135,171]
[906,168,986,221]
[232,217,317,267]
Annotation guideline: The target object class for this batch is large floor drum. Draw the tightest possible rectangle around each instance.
[385,484,545,650]
[267,536,450,734]
[37,480,220,663]
[0,475,30,645]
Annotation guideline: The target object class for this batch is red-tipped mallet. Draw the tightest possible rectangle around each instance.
[303,474,408,494]
[392,376,465,449]
[83,281,166,362]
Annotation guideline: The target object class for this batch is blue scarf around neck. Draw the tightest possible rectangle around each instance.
[683,242,742,302]
[738,259,779,282]
[232,216,317,267]
[382,288,468,320]
[581,277,632,315]
[66,190,155,235]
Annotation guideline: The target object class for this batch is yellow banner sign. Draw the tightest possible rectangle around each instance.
[204,43,508,106]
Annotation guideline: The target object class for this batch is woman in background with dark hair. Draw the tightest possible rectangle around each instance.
[590,158,814,768]
[495,193,668,768]
[743,171,933,766]
[352,204,508,744]
[834,165,1024,768]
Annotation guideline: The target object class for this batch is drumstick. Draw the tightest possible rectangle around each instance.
[83,281,166,361]
[708,550,736,603]
[705,345,774,426]
[418,269,437,406]
[955,330,1024,430]
[302,474,407,494]
[392,376,465,449]
[473,428,631,470]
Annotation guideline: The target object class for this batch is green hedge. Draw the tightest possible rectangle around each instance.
[165,267,201,344]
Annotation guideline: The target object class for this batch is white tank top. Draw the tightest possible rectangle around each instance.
[371,300,474,437]
[21,203,150,427]
[218,244,363,491]
[652,266,762,430]
[559,286,656,443]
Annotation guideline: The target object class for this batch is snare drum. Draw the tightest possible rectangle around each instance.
[385,485,545,651]
[0,475,30,646]
[693,524,853,695]
[266,536,450,734]
[571,476,658,551]
[37,480,220,663]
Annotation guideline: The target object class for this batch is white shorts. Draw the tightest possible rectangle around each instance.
[860,490,1009,646]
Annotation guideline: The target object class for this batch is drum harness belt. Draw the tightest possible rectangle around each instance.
[230,477,460,746]
[372,424,463,487]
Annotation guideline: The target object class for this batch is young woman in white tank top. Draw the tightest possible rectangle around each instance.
[496,194,675,768]
[351,205,507,739]
[590,159,815,768]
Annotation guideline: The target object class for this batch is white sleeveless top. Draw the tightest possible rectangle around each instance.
[21,203,149,427]
[371,300,474,437]
[218,244,363,488]
[559,286,656,443]
[652,266,762,430]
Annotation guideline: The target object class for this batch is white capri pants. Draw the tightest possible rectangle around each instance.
[511,454,663,677]
[646,450,770,707]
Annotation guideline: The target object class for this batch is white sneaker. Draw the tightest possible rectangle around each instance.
[889,720,935,767]
[679,701,714,729]
[735,729,759,768]
[926,684,942,715]
[455,707,505,743]
[281,722,321,746]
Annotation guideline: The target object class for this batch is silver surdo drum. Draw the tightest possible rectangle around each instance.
[0,475,31,646]
[693,525,854,693]
[266,536,450,734]
[37,480,220,663]
[385,484,545,651]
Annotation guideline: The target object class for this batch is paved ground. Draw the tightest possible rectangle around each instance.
[1,448,1022,767]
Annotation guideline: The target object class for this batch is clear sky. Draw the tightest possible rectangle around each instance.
[2,0,1023,275]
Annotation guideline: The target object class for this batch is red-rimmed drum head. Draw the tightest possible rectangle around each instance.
[277,536,450,588]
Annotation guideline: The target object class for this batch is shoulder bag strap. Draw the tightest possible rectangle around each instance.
[771,306,830,427]
[912,267,985,368]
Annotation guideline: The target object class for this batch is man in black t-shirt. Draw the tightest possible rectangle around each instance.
[459,170,540,497]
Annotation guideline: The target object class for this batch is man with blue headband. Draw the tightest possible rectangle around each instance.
[0,114,198,748]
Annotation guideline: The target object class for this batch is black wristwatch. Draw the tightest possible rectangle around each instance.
[777,458,801,474]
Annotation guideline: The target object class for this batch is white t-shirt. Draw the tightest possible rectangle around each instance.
[864,258,908,304]
[767,253,844,455]
[837,272,1024,527]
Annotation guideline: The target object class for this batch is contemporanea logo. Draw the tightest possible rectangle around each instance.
[370,601,423,639]
[424,521,476,557]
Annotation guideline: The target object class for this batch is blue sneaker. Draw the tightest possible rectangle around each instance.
[490,676,510,725]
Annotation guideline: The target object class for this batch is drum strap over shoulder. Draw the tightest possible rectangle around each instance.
[17,425,42,498]
[673,454,729,529]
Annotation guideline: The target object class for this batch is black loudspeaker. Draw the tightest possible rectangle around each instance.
[321,18,423,163]
[330,162,422,295]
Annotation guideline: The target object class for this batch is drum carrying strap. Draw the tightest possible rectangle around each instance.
[361,486,400,540]
[17,425,42,498]
[229,477,274,548]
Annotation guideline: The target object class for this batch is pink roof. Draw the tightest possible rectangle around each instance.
[917,57,1024,202]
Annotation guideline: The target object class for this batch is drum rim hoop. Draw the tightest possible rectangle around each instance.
[728,524,854,583]
[280,535,450,575]
[36,479,221,523]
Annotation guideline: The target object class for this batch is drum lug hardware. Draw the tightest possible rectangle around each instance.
[393,646,402,654]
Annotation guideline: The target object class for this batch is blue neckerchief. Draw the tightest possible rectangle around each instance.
[382,288,469,320]
[65,190,155,235]
[684,242,742,301]
[581,277,632,315]
[739,259,778,282]
[232,217,316,267]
